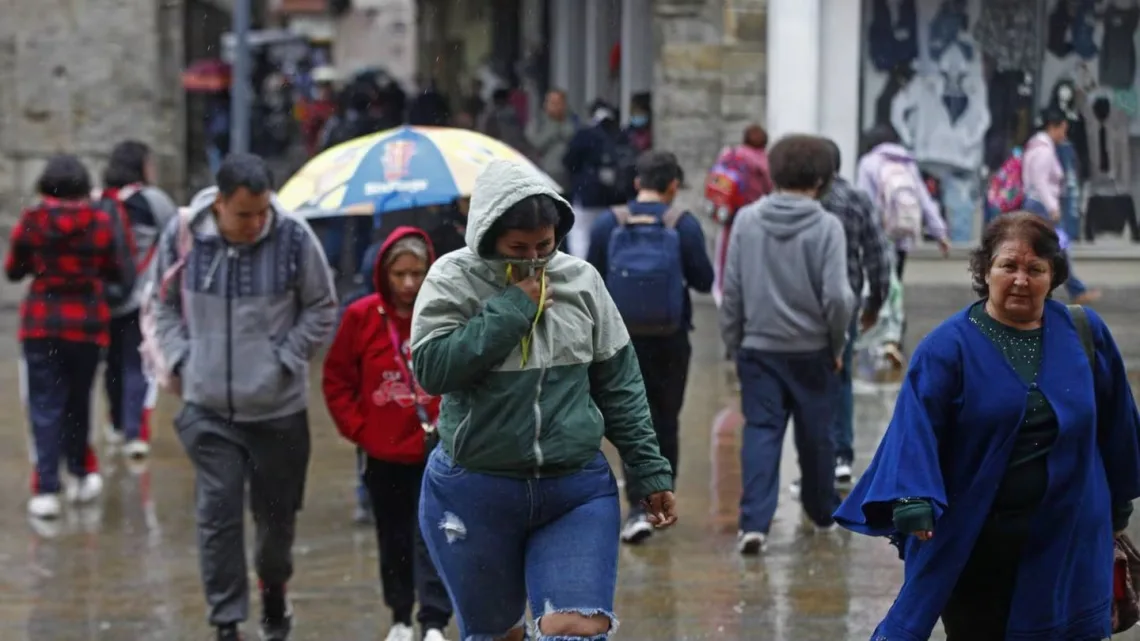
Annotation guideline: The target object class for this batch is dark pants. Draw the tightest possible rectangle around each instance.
[737,348,840,533]
[105,310,150,441]
[24,338,102,494]
[830,313,859,464]
[362,457,451,632]
[174,404,311,626]
[624,331,691,508]
[941,526,1028,640]
[895,248,907,280]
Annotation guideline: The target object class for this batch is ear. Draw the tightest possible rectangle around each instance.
[214,192,225,211]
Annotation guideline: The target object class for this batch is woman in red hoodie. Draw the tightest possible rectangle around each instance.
[323,227,453,641]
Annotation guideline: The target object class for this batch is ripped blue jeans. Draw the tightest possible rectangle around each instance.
[419,448,620,640]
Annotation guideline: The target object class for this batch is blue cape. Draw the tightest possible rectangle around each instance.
[835,300,1140,640]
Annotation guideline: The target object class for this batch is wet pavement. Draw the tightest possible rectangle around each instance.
[0,258,1137,641]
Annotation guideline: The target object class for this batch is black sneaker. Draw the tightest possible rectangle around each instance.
[620,512,653,545]
[260,585,293,641]
[216,624,242,641]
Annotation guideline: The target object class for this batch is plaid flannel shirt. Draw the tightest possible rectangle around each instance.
[5,198,135,347]
[821,177,891,316]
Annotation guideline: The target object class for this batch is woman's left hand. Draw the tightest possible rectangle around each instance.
[642,491,678,529]
[1116,529,1127,538]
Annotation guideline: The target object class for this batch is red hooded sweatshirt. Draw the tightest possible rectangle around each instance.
[322,226,439,464]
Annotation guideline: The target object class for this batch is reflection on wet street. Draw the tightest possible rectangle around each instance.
[0,299,1136,641]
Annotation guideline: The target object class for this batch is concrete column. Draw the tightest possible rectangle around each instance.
[619,0,653,123]
[765,0,822,140]
[584,0,606,105]
[818,0,862,181]
[520,0,545,121]
[551,0,587,112]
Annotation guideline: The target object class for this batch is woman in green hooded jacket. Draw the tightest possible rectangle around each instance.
[411,159,676,640]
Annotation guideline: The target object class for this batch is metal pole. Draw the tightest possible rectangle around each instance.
[230,0,252,155]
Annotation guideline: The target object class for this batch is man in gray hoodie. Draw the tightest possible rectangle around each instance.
[151,154,337,641]
[718,135,856,556]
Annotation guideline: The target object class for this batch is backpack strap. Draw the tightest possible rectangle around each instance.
[612,204,684,228]
[612,205,631,226]
[1068,304,1095,368]
[661,206,684,229]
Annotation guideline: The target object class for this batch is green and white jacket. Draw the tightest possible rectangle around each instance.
[410,160,672,499]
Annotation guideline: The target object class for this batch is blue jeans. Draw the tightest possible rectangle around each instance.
[923,162,978,243]
[24,339,101,494]
[419,448,620,640]
[737,348,840,533]
[105,310,150,441]
[1023,199,1089,298]
[830,314,859,464]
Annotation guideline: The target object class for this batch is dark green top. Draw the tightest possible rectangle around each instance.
[893,302,1132,534]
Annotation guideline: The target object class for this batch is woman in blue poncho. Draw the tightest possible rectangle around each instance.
[835,212,1140,640]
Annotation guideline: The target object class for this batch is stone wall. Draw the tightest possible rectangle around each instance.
[652,0,766,203]
[0,0,186,223]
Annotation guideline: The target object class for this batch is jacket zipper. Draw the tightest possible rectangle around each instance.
[225,247,237,422]
[532,326,551,477]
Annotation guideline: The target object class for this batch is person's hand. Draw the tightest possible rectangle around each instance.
[1116,529,1127,538]
[835,356,844,373]
[860,309,878,333]
[913,530,934,541]
[642,491,678,529]
[513,270,552,310]
[938,237,951,257]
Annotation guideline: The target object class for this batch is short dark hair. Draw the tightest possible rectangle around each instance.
[862,124,901,154]
[482,194,563,253]
[768,135,834,191]
[216,153,273,197]
[969,212,1069,297]
[743,124,768,149]
[492,88,511,105]
[103,140,152,188]
[1041,106,1067,129]
[635,150,682,193]
[822,137,842,174]
[37,154,93,200]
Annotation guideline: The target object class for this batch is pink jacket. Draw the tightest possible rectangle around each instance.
[1021,132,1062,215]
[716,145,772,205]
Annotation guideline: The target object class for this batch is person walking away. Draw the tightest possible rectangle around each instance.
[481,87,533,157]
[411,159,677,641]
[149,154,337,641]
[8,155,135,519]
[1023,108,1102,304]
[719,135,857,555]
[98,140,179,459]
[586,150,713,544]
[815,138,891,490]
[835,213,1140,639]
[323,227,452,641]
[856,125,950,279]
[562,101,636,258]
[299,66,339,157]
[526,88,577,198]
[706,124,773,306]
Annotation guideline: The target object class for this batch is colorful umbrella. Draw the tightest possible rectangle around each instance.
[277,126,557,219]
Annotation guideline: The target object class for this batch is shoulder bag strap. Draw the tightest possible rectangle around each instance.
[379,306,434,433]
[1068,304,1095,368]
[661,206,685,229]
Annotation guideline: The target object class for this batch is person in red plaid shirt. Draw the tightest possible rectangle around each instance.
[6,154,135,520]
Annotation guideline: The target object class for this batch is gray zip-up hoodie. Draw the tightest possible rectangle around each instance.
[719,192,856,359]
[151,187,337,421]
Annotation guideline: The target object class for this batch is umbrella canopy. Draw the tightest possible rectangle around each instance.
[182,59,231,93]
[277,126,557,219]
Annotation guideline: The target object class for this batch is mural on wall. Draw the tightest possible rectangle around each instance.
[1039,0,1140,241]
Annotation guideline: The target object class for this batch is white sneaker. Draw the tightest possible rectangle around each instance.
[620,513,654,544]
[66,473,103,504]
[834,461,854,487]
[384,623,414,641]
[123,439,151,459]
[737,531,767,555]
[103,424,124,446]
[423,629,450,641]
[28,494,62,519]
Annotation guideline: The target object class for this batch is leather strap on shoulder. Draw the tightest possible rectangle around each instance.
[1067,304,1095,367]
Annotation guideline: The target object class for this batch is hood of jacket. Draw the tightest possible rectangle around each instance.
[30,198,108,246]
[755,193,829,240]
[372,225,436,310]
[465,159,574,260]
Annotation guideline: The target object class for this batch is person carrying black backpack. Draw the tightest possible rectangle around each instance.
[586,150,714,545]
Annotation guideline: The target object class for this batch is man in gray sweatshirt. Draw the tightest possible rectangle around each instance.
[718,134,856,556]
[151,154,337,641]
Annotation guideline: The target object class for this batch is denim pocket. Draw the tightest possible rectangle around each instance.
[428,447,469,480]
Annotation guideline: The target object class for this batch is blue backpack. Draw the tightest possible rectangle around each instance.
[605,206,686,336]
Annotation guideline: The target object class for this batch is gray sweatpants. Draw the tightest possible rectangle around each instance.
[174,403,311,626]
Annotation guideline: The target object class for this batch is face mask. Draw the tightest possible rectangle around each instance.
[501,256,552,278]
[630,115,649,128]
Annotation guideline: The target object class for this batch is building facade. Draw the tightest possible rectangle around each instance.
[0,0,187,219]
